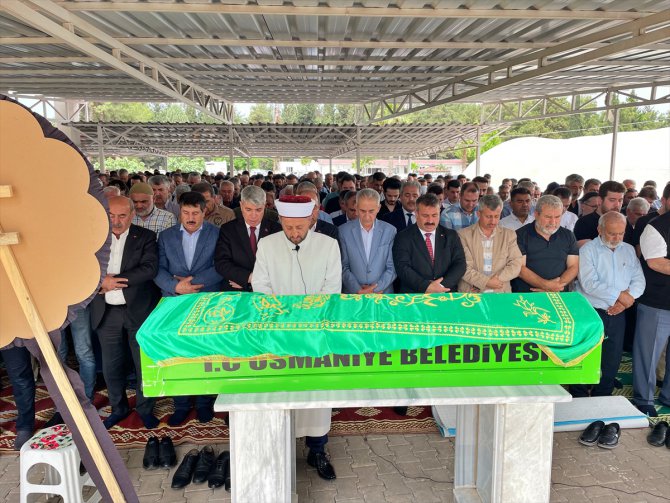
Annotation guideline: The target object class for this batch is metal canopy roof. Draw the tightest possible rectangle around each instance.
[68,121,499,159]
[1,1,669,123]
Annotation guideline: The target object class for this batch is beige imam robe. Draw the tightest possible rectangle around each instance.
[252,230,342,437]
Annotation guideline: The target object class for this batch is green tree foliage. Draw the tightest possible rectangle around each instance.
[168,157,207,172]
[85,99,670,170]
[88,102,154,122]
[248,103,274,123]
[94,157,147,172]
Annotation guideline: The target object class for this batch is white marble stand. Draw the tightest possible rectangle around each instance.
[214,385,570,503]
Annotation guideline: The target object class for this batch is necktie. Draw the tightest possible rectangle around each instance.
[406,212,414,226]
[249,226,257,255]
[425,233,434,263]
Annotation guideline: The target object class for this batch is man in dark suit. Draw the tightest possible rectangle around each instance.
[155,191,223,426]
[392,192,467,294]
[215,185,282,291]
[297,182,340,241]
[391,192,466,415]
[332,190,357,227]
[91,196,161,429]
[381,180,421,233]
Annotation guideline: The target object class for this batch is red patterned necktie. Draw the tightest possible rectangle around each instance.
[425,233,434,263]
[249,226,257,255]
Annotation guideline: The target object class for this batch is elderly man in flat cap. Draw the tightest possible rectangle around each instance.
[129,182,176,235]
[252,195,341,481]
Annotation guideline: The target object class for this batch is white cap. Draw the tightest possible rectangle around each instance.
[275,196,315,218]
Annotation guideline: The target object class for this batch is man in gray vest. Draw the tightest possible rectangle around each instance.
[633,210,670,417]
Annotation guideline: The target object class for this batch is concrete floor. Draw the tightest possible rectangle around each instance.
[1,427,669,502]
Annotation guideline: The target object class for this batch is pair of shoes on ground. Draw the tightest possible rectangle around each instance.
[306,450,336,480]
[647,421,670,448]
[171,446,230,490]
[143,436,177,470]
[579,421,620,449]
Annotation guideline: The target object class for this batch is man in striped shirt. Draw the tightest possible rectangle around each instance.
[129,182,176,235]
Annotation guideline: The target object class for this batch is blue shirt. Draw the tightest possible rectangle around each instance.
[180,224,203,270]
[576,237,645,310]
[360,222,375,261]
[440,204,478,230]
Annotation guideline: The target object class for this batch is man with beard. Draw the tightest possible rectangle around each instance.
[512,195,579,293]
[252,195,341,481]
[129,182,176,235]
[571,212,645,398]
[378,177,402,217]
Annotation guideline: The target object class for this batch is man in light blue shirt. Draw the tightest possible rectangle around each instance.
[572,211,645,398]
[440,182,479,230]
[340,189,397,294]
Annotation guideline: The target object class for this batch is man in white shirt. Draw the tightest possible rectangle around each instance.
[91,196,161,429]
[252,195,342,481]
[500,187,535,231]
[553,186,579,231]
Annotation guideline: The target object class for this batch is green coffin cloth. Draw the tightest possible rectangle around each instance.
[137,291,603,368]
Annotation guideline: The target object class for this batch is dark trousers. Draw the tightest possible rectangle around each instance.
[633,303,670,406]
[306,435,328,453]
[96,305,155,417]
[173,394,216,412]
[1,346,35,432]
[570,309,625,398]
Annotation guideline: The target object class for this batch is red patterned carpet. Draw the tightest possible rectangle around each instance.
[0,374,437,452]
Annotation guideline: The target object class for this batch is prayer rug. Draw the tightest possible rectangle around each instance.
[0,372,436,453]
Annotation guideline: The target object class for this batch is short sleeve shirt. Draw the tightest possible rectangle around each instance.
[573,212,600,241]
[631,211,659,248]
[512,223,579,293]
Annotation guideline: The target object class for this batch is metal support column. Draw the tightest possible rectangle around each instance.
[609,108,620,181]
[228,125,234,176]
[407,155,412,174]
[475,126,482,177]
[329,158,333,174]
[96,123,105,171]
[356,127,361,174]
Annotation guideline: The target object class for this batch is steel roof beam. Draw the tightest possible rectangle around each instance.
[5,55,669,69]
[481,81,670,124]
[49,2,652,21]
[362,9,670,122]
[2,0,234,124]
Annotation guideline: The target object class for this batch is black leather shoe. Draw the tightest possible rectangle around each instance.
[393,406,408,416]
[171,448,199,489]
[579,420,605,446]
[647,421,669,447]
[597,423,620,449]
[637,404,658,417]
[192,446,216,484]
[159,437,177,468]
[307,451,336,480]
[143,436,160,469]
[208,451,230,489]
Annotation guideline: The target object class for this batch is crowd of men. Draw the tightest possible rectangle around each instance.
[2,167,668,482]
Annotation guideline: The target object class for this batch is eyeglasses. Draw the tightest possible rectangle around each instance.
[582,202,598,209]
